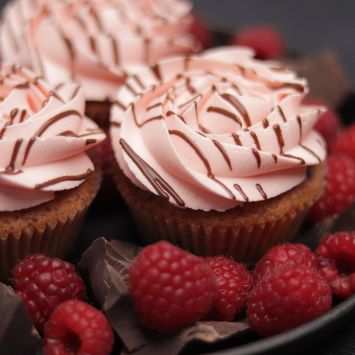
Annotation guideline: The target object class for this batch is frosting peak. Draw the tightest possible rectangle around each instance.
[0,0,197,101]
[110,47,326,212]
[0,64,105,212]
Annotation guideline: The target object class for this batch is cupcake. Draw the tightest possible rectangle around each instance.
[0,64,105,279]
[110,47,327,262]
[0,0,198,127]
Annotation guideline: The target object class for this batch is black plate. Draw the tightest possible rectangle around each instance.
[74,203,355,355]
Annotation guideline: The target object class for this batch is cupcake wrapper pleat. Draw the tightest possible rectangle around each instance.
[127,200,309,263]
[114,163,325,264]
[0,167,101,281]
[0,208,87,280]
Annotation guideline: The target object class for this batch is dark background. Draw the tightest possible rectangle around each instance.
[193,0,355,84]
[0,0,354,83]
[0,1,354,354]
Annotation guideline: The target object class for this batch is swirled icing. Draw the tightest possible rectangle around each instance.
[110,47,326,212]
[0,0,197,101]
[0,64,105,212]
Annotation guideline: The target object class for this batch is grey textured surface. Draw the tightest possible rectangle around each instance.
[192,0,355,84]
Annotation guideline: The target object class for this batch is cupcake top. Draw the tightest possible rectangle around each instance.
[0,0,197,101]
[0,64,105,212]
[110,47,327,212]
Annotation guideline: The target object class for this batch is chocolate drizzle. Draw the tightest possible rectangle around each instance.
[281,154,305,164]
[22,110,82,165]
[250,131,261,150]
[207,106,241,125]
[6,139,23,172]
[19,109,27,122]
[233,184,249,202]
[126,81,139,96]
[232,133,242,146]
[151,64,162,82]
[300,145,322,162]
[35,169,92,189]
[132,74,145,90]
[110,35,120,65]
[256,183,267,200]
[277,106,287,122]
[273,124,284,153]
[297,115,302,142]
[113,99,128,111]
[186,77,196,94]
[178,95,201,109]
[120,139,185,206]
[169,130,235,199]
[268,82,305,92]
[85,138,96,145]
[10,108,18,120]
[251,148,261,169]
[262,118,269,128]
[147,102,162,111]
[221,93,251,127]
[212,139,232,171]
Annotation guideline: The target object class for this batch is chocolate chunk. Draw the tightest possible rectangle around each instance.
[0,283,41,355]
[286,51,351,108]
[80,238,251,355]
[79,237,141,309]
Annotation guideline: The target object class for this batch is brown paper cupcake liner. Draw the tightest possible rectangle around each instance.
[0,168,101,280]
[114,163,325,263]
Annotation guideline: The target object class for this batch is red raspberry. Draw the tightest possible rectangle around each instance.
[44,300,113,355]
[12,254,86,331]
[205,256,253,321]
[316,232,355,298]
[310,154,355,223]
[190,13,213,49]
[231,26,285,60]
[332,124,355,160]
[254,243,317,281]
[129,241,215,332]
[304,98,341,148]
[247,263,332,336]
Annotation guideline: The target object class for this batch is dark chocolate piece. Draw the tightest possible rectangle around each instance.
[285,51,351,108]
[79,237,141,310]
[120,321,250,355]
[0,283,41,355]
[79,238,251,355]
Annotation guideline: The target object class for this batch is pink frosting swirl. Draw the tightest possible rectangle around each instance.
[0,0,197,101]
[0,64,105,212]
[110,47,327,212]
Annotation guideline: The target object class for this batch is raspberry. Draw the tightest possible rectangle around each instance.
[332,124,355,160]
[304,98,341,147]
[190,13,213,49]
[316,232,355,298]
[247,263,332,336]
[310,154,355,223]
[12,254,86,331]
[129,241,215,332]
[231,26,285,60]
[44,300,113,355]
[205,256,253,321]
[254,243,317,281]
